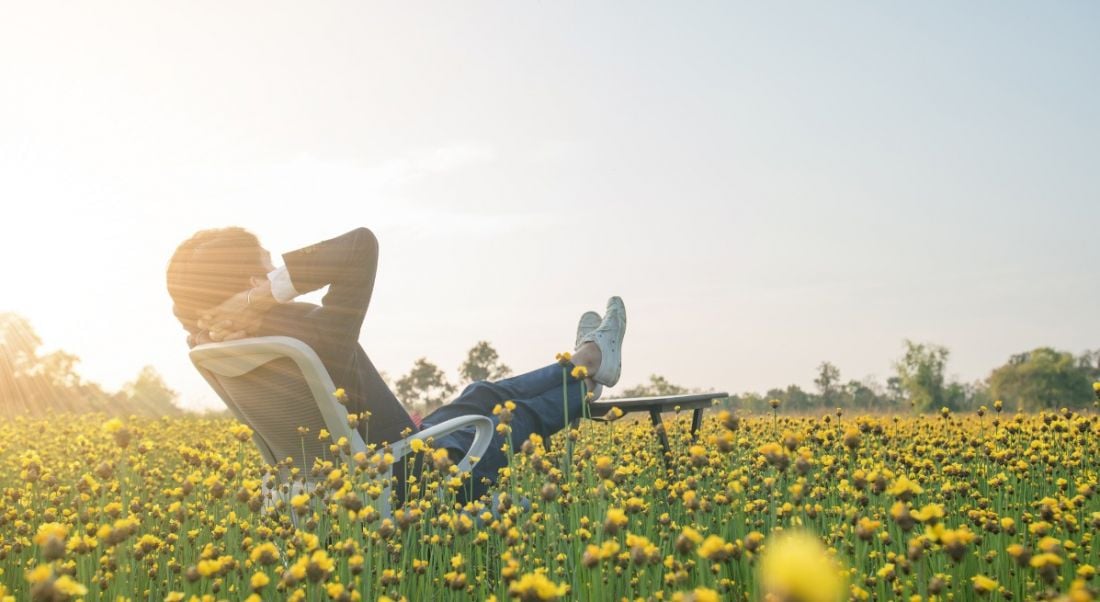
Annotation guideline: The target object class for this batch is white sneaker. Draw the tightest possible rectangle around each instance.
[575,311,601,350]
[577,296,626,387]
[575,311,603,401]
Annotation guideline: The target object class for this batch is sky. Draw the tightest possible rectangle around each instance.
[1,2,1098,411]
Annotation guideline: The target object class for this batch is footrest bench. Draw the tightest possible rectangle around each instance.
[586,392,729,465]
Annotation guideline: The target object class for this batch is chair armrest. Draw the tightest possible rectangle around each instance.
[392,415,495,474]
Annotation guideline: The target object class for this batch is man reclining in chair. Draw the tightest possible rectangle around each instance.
[166,226,627,503]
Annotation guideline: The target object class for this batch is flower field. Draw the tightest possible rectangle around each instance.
[1,402,1098,601]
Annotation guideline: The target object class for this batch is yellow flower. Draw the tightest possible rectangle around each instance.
[250,572,270,590]
[911,503,945,524]
[769,398,781,409]
[571,365,588,379]
[680,527,704,545]
[758,530,847,602]
[102,417,133,447]
[971,575,998,596]
[333,388,348,403]
[604,508,628,533]
[594,456,614,479]
[716,410,740,431]
[508,572,569,601]
[1031,552,1064,585]
[26,565,52,584]
[197,558,223,577]
[1029,553,1063,569]
[283,561,307,585]
[229,423,253,441]
[886,475,924,501]
[52,575,88,597]
[555,351,572,365]
[410,438,426,454]
[250,542,280,565]
[758,442,789,469]
[685,588,719,602]
[306,550,334,582]
[697,535,733,562]
[855,517,881,541]
[33,522,69,560]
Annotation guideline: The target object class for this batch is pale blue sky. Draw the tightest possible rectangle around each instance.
[1,2,1097,409]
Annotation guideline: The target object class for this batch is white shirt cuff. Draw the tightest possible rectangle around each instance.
[267,266,299,303]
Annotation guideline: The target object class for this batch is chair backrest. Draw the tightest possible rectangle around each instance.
[189,336,368,476]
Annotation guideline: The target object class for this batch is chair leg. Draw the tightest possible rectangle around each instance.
[690,408,704,442]
[649,409,672,468]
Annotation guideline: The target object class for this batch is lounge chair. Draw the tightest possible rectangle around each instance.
[189,335,494,519]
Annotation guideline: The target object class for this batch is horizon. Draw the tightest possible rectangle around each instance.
[2,2,1098,411]
[4,307,1098,413]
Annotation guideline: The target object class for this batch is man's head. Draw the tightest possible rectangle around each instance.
[166,227,275,334]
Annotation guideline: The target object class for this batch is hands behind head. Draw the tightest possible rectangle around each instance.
[196,287,267,343]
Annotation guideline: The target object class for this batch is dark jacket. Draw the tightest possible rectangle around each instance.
[250,227,417,446]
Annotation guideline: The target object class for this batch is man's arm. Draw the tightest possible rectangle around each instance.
[199,228,381,351]
[278,227,381,354]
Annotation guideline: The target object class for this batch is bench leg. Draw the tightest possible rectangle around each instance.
[649,409,672,468]
[690,408,704,442]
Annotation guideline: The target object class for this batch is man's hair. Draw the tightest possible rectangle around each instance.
[166,227,267,334]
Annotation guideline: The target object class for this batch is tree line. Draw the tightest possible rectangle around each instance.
[2,311,1096,416]
[730,339,1100,414]
[0,313,181,417]
[393,339,1100,415]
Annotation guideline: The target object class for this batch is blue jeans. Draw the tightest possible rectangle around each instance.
[418,362,587,501]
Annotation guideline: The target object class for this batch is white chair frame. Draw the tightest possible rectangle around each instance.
[189,336,494,519]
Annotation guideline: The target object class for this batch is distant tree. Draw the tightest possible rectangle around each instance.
[1,313,42,409]
[117,366,182,415]
[1077,349,1100,383]
[844,379,879,411]
[957,379,991,412]
[943,381,970,412]
[618,374,688,398]
[0,312,176,416]
[814,362,840,405]
[0,313,40,360]
[988,347,1092,411]
[886,376,904,404]
[732,391,766,413]
[395,358,457,414]
[1,313,104,414]
[894,340,950,412]
[782,384,813,412]
[458,341,512,384]
[764,387,787,408]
